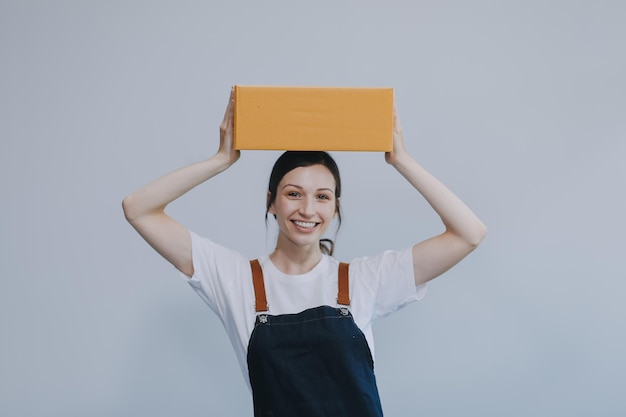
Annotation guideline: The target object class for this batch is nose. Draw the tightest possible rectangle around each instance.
[299,197,315,218]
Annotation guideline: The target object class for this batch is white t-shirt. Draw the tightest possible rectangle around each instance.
[181,231,427,389]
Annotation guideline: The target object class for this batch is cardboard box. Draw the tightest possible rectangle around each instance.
[233,85,393,151]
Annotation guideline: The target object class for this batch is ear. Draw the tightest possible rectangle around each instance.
[267,191,275,215]
[334,197,340,218]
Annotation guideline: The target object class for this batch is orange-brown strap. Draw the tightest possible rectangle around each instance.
[337,262,350,306]
[250,259,268,312]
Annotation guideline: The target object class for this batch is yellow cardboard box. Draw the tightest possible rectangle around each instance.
[233,85,393,151]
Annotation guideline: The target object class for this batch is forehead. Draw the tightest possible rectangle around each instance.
[279,164,336,190]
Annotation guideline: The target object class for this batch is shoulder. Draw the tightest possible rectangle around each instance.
[189,231,248,261]
[187,230,253,282]
[348,247,414,277]
[346,247,424,299]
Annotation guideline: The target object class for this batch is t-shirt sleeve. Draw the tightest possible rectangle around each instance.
[179,231,249,318]
[351,246,427,321]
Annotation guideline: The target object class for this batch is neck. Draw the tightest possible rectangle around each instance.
[270,239,323,275]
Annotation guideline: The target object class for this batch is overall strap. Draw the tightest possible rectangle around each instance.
[337,262,350,306]
[250,259,268,312]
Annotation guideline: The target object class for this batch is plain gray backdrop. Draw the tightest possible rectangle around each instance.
[1,1,625,416]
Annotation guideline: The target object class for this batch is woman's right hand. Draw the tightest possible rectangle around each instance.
[217,87,241,165]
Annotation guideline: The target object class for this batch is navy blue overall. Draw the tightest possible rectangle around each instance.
[247,260,384,417]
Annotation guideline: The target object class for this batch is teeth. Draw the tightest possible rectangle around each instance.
[294,221,316,229]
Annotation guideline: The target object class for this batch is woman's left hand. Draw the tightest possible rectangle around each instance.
[385,104,409,166]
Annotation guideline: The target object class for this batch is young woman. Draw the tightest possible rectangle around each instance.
[122,89,487,416]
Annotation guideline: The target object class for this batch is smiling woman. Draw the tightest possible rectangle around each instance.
[266,153,341,269]
[122,87,486,417]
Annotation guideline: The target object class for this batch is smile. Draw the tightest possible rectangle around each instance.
[292,220,318,229]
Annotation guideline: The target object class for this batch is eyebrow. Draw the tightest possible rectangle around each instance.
[282,184,334,194]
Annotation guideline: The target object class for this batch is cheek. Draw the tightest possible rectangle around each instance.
[325,204,338,219]
[271,200,292,217]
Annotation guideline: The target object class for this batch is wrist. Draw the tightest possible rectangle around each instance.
[211,151,239,171]
[387,150,412,168]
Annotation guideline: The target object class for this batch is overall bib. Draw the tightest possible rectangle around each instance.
[247,260,384,417]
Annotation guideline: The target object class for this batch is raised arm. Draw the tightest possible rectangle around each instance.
[122,89,239,276]
[385,106,487,286]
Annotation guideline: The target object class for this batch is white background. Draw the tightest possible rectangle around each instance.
[1,1,625,415]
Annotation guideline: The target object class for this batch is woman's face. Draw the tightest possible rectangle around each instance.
[269,164,338,251]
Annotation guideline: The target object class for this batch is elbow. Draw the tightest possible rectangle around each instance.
[121,194,139,224]
[122,193,163,225]
[454,220,487,250]
[468,222,487,248]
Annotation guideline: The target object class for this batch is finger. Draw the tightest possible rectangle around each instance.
[221,88,235,128]
[228,88,236,118]
[393,104,402,132]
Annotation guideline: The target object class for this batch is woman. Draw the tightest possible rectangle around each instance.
[122,89,486,416]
